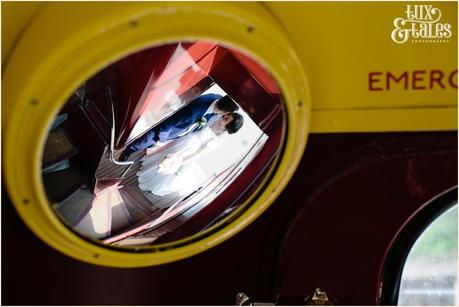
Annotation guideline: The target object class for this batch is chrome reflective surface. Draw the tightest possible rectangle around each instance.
[41,41,286,248]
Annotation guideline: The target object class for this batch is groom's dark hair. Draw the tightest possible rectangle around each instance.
[226,113,244,134]
[216,95,239,113]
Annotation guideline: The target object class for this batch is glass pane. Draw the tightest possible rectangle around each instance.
[398,205,458,305]
[41,40,285,248]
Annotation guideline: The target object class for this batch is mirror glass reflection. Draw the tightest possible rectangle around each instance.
[42,41,285,247]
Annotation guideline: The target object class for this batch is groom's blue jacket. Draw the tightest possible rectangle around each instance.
[127,93,221,152]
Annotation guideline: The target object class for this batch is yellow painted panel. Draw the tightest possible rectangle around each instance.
[1,2,43,63]
[1,2,457,268]
[311,107,458,133]
[2,2,310,267]
[266,2,458,111]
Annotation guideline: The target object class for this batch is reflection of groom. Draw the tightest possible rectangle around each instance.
[120,93,241,161]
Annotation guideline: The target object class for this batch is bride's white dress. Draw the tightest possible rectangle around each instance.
[137,127,221,196]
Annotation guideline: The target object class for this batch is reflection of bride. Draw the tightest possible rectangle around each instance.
[137,116,229,196]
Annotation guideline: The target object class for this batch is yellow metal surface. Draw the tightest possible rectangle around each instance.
[1,2,43,64]
[2,2,457,267]
[311,107,458,133]
[266,2,458,132]
[2,2,309,267]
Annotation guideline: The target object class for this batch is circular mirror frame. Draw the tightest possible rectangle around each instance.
[3,2,310,267]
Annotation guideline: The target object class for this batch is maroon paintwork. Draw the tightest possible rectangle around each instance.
[275,133,457,305]
[3,131,456,305]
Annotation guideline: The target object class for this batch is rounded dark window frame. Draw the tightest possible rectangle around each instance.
[379,186,458,305]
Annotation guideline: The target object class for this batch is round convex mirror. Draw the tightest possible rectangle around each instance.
[41,41,286,248]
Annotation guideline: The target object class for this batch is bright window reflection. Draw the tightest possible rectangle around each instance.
[398,205,458,305]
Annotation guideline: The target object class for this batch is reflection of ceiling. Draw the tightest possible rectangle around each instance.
[113,41,283,147]
[123,42,219,144]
